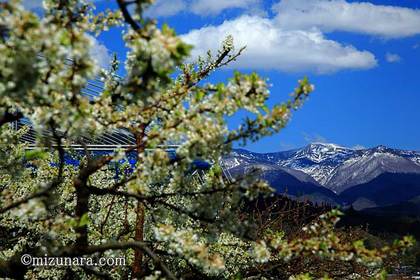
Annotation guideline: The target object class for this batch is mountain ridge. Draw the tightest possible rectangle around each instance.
[221,143,420,209]
[223,143,420,192]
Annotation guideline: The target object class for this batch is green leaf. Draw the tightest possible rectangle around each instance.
[78,213,90,227]
[25,150,48,161]
[195,91,205,101]
[261,105,269,114]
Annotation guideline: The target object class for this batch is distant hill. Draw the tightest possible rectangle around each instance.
[340,173,420,208]
[361,195,420,218]
[339,206,420,240]
[228,163,340,205]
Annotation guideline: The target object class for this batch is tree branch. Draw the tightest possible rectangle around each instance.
[0,124,65,214]
[116,0,140,31]
[0,110,23,128]
[74,155,113,248]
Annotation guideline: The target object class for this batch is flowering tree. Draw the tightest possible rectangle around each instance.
[0,1,414,279]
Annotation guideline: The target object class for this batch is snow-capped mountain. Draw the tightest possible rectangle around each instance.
[222,143,420,193]
[325,147,420,193]
[276,143,356,185]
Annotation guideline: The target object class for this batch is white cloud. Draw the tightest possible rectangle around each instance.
[181,16,377,73]
[190,0,262,16]
[22,0,104,10]
[145,0,186,17]
[273,0,420,38]
[145,0,264,17]
[24,0,261,17]
[385,52,401,63]
[21,0,43,9]
[303,132,328,144]
[17,2,112,68]
[279,142,298,151]
[352,144,366,150]
[87,35,112,68]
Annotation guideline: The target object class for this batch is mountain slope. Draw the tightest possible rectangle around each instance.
[326,149,420,193]
[228,163,340,205]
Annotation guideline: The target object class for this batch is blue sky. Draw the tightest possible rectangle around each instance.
[24,0,420,152]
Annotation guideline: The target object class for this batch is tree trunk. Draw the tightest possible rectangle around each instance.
[132,201,145,278]
[132,124,147,278]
